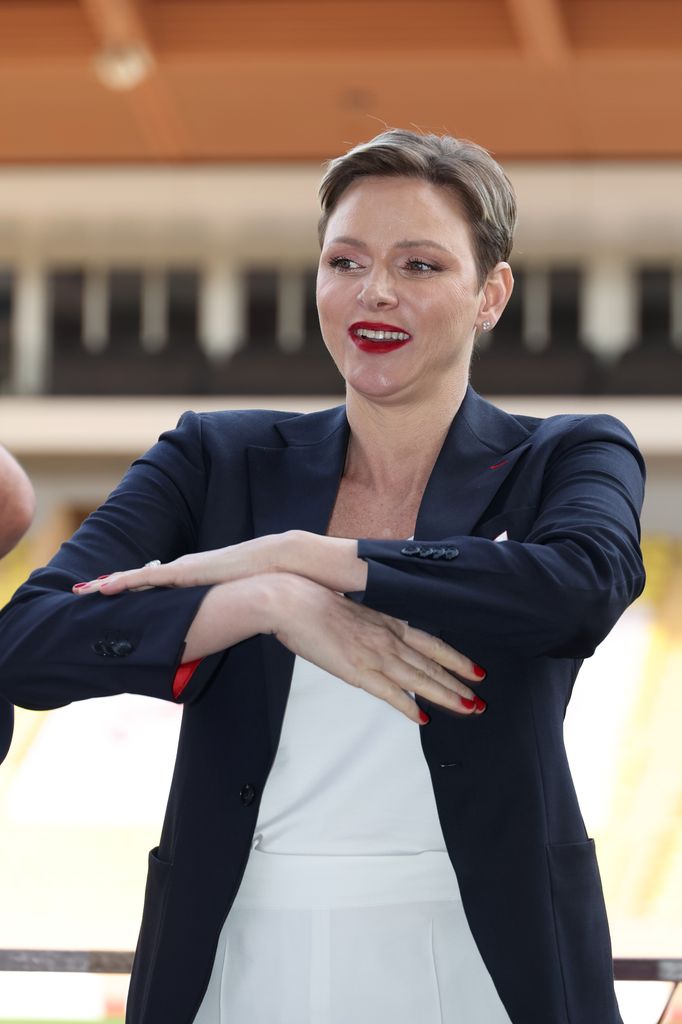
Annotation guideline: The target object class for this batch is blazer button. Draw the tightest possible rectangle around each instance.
[109,640,133,657]
[418,546,435,558]
[443,548,459,559]
[93,639,109,657]
[240,783,256,807]
[400,544,420,556]
[431,547,446,559]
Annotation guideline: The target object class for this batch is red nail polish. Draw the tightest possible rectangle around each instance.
[418,710,430,725]
[461,697,476,710]
[474,696,487,712]
[473,664,486,678]
[73,582,88,589]
[97,574,110,580]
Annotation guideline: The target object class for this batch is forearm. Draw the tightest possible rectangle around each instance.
[283,531,368,593]
[182,574,282,661]
[0,582,210,709]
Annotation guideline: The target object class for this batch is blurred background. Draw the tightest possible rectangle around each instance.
[0,0,681,1021]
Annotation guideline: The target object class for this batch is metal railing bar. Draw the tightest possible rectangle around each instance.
[614,959,682,982]
[0,952,679,987]
[0,950,133,973]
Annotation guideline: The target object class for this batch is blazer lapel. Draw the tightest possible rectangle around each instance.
[245,391,529,751]
[415,387,531,539]
[246,405,350,751]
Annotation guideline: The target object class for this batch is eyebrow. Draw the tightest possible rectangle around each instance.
[328,235,453,255]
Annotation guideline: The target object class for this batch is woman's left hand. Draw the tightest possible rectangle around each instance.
[72,534,290,596]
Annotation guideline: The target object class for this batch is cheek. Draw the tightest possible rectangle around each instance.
[316,276,349,327]
[437,283,479,326]
[315,275,333,313]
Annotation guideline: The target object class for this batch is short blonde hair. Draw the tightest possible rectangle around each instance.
[318,129,516,286]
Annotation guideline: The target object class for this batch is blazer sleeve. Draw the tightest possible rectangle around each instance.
[0,411,218,711]
[356,415,646,660]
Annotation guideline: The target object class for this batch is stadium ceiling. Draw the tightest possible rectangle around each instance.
[0,0,680,163]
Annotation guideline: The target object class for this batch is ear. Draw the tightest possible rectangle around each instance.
[477,262,514,332]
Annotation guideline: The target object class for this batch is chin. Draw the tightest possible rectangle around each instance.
[344,367,414,402]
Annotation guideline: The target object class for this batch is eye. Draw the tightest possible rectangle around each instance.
[403,258,441,274]
[327,255,363,272]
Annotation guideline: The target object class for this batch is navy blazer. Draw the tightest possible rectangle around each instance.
[0,388,645,1024]
[0,698,12,764]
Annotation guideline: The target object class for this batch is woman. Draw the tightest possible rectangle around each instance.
[0,131,645,1024]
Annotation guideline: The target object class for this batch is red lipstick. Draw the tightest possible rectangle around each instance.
[349,321,412,354]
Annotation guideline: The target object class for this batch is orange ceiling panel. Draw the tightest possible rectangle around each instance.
[565,0,682,50]
[148,0,517,54]
[0,0,679,162]
[0,1,96,59]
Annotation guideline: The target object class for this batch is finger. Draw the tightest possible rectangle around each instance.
[99,568,163,594]
[72,574,119,595]
[357,669,426,724]
[393,647,482,712]
[381,653,481,715]
[394,622,486,682]
[72,566,163,596]
[336,604,484,712]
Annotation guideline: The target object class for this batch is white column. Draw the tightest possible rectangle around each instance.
[276,268,306,353]
[11,261,49,395]
[82,268,109,354]
[141,269,168,353]
[198,261,244,358]
[522,268,550,352]
[580,258,636,359]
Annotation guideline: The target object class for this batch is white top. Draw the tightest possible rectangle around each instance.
[253,655,453,862]
[191,659,516,1023]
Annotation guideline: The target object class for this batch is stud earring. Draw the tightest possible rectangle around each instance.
[481,320,492,332]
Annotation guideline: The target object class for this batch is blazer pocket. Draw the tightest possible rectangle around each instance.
[546,839,619,1023]
[474,505,536,542]
[128,847,174,1013]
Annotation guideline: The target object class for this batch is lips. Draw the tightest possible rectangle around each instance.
[348,321,412,354]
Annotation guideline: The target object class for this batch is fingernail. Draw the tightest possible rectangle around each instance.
[73,582,88,589]
[97,574,110,580]
[461,697,476,710]
[418,710,430,725]
[473,664,486,678]
[474,696,487,712]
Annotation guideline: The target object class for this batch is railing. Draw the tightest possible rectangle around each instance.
[0,952,679,1023]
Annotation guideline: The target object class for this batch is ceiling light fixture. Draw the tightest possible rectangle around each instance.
[93,43,154,92]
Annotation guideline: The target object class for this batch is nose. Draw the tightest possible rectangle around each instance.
[357,269,398,311]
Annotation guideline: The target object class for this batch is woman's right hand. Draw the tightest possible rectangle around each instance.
[264,573,486,723]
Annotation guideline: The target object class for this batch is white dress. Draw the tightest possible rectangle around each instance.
[191,656,513,1024]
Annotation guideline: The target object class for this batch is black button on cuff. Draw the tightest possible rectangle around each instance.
[240,783,256,807]
[109,640,133,657]
[400,543,459,560]
[92,638,135,657]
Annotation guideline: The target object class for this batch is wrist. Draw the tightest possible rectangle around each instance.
[271,529,307,575]
[257,571,320,636]
[245,530,299,576]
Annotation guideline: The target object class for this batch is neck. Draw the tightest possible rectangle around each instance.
[344,377,468,494]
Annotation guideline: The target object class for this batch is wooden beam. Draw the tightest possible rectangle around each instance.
[79,0,189,158]
[506,0,571,62]
[80,0,152,49]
